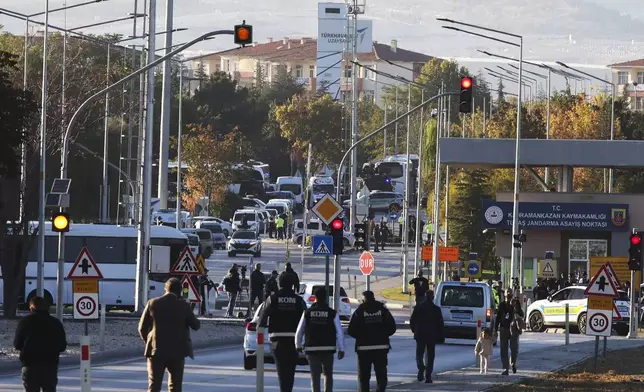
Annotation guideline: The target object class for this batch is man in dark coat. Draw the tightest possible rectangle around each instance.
[14,296,67,392]
[281,262,300,293]
[249,263,266,313]
[139,278,201,392]
[409,271,430,306]
[409,290,444,383]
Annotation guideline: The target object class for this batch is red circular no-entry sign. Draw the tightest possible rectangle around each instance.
[359,251,375,276]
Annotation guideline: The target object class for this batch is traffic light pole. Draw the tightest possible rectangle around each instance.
[333,254,341,311]
[628,269,638,339]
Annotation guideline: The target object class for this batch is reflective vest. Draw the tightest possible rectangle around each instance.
[304,303,337,353]
[425,223,433,234]
[398,216,404,225]
[287,214,293,225]
[266,290,306,341]
[276,217,285,228]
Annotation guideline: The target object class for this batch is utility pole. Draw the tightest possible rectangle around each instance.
[158,0,174,209]
[135,0,156,313]
[401,85,411,291]
[348,0,364,228]
[101,44,111,223]
[394,87,399,154]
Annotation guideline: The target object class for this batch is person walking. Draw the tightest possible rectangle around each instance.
[249,263,266,313]
[373,217,381,252]
[494,289,524,375]
[281,262,300,293]
[223,265,241,317]
[409,290,444,383]
[260,273,307,392]
[276,215,285,240]
[14,296,67,392]
[348,291,397,392]
[474,329,494,374]
[296,287,345,392]
[409,270,430,306]
[379,221,389,251]
[265,270,279,298]
[138,278,201,392]
[268,212,276,238]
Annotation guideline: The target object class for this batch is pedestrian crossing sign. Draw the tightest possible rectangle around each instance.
[312,235,333,256]
[171,246,200,275]
[538,259,558,279]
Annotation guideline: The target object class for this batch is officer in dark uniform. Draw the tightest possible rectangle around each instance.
[296,287,345,392]
[348,291,397,392]
[260,272,307,392]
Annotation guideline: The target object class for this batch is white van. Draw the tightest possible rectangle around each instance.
[309,176,335,205]
[265,201,290,217]
[434,281,497,340]
[232,209,262,233]
[276,176,304,210]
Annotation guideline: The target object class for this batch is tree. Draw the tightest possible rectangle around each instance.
[0,50,39,317]
[275,95,343,173]
[448,169,497,271]
[181,125,252,219]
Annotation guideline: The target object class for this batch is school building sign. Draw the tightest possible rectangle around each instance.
[481,201,629,231]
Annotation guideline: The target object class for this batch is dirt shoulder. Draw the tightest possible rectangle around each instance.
[492,346,644,391]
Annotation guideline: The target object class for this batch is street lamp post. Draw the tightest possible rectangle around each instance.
[439,18,523,288]
[158,0,175,210]
[556,61,616,193]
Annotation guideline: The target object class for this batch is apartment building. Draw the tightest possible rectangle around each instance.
[609,58,644,110]
[189,38,433,107]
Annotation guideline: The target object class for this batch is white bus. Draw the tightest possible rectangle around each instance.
[0,223,188,311]
[374,154,419,195]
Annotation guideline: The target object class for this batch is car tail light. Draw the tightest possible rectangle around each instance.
[486,308,492,322]
[246,322,257,331]
[308,296,316,302]
[218,286,225,292]
[342,298,350,303]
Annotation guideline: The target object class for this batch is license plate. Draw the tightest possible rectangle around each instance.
[452,313,472,320]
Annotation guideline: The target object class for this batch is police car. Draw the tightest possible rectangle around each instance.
[227,230,262,257]
[527,285,630,336]
[243,303,308,370]
[299,282,352,321]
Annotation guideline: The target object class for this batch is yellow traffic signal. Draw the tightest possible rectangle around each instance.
[234,22,252,46]
[52,213,70,233]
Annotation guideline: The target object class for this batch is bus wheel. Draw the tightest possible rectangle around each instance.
[26,289,54,308]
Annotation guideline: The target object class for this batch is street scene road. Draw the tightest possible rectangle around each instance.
[0,333,600,391]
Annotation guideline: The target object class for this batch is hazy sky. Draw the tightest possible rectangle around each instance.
[1,0,642,84]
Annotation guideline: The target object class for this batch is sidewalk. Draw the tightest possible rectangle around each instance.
[389,338,644,391]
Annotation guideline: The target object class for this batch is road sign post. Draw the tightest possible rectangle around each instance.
[67,247,103,392]
[585,264,617,372]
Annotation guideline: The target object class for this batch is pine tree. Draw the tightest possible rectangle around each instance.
[449,169,497,270]
[497,79,505,103]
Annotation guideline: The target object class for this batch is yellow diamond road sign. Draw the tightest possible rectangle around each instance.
[311,193,343,225]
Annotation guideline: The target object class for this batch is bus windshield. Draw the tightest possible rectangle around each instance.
[312,184,334,194]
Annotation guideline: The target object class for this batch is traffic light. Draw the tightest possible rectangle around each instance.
[513,232,527,248]
[628,232,642,271]
[330,218,344,255]
[459,77,473,113]
[51,212,70,232]
[234,22,253,46]
[354,223,366,251]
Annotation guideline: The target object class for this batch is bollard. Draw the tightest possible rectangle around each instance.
[347,268,352,289]
[353,276,357,300]
[476,318,482,339]
[99,303,106,352]
[256,326,265,391]
[603,336,607,357]
[565,303,570,345]
[80,335,91,392]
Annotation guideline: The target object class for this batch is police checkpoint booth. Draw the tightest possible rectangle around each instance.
[483,192,634,291]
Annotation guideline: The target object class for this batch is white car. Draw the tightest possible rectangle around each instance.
[243,303,308,370]
[228,230,262,257]
[195,216,233,237]
[268,198,294,212]
[299,282,352,321]
[527,285,630,336]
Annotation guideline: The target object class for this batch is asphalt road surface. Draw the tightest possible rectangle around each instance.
[0,332,599,391]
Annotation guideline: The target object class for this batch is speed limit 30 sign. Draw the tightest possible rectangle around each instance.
[74,293,99,320]
[586,308,612,337]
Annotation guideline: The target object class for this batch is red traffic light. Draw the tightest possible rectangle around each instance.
[631,234,641,246]
[461,77,472,89]
[331,219,344,230]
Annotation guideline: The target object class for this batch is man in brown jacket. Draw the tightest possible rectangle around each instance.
[139,277,201,392]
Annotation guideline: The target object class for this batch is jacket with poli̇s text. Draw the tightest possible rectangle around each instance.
[475,336,494,357]
[348,301,396,352]
[409,300,444,344]
[409,277,430,297]
[260,288,307,341]
[494,301,524,331]
[138,293,201,360]
[13,310,67,367]
[250,270,266,294]
[295,302,345,354]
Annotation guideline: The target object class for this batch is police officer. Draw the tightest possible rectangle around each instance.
[296,287,345,392]
[348,291,397,392]
[260,272,307,392]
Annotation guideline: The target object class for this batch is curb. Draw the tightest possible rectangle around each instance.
[0,337,244,376]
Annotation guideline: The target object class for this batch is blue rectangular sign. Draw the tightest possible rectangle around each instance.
[481,200,629,231]
[313,235,333,255]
